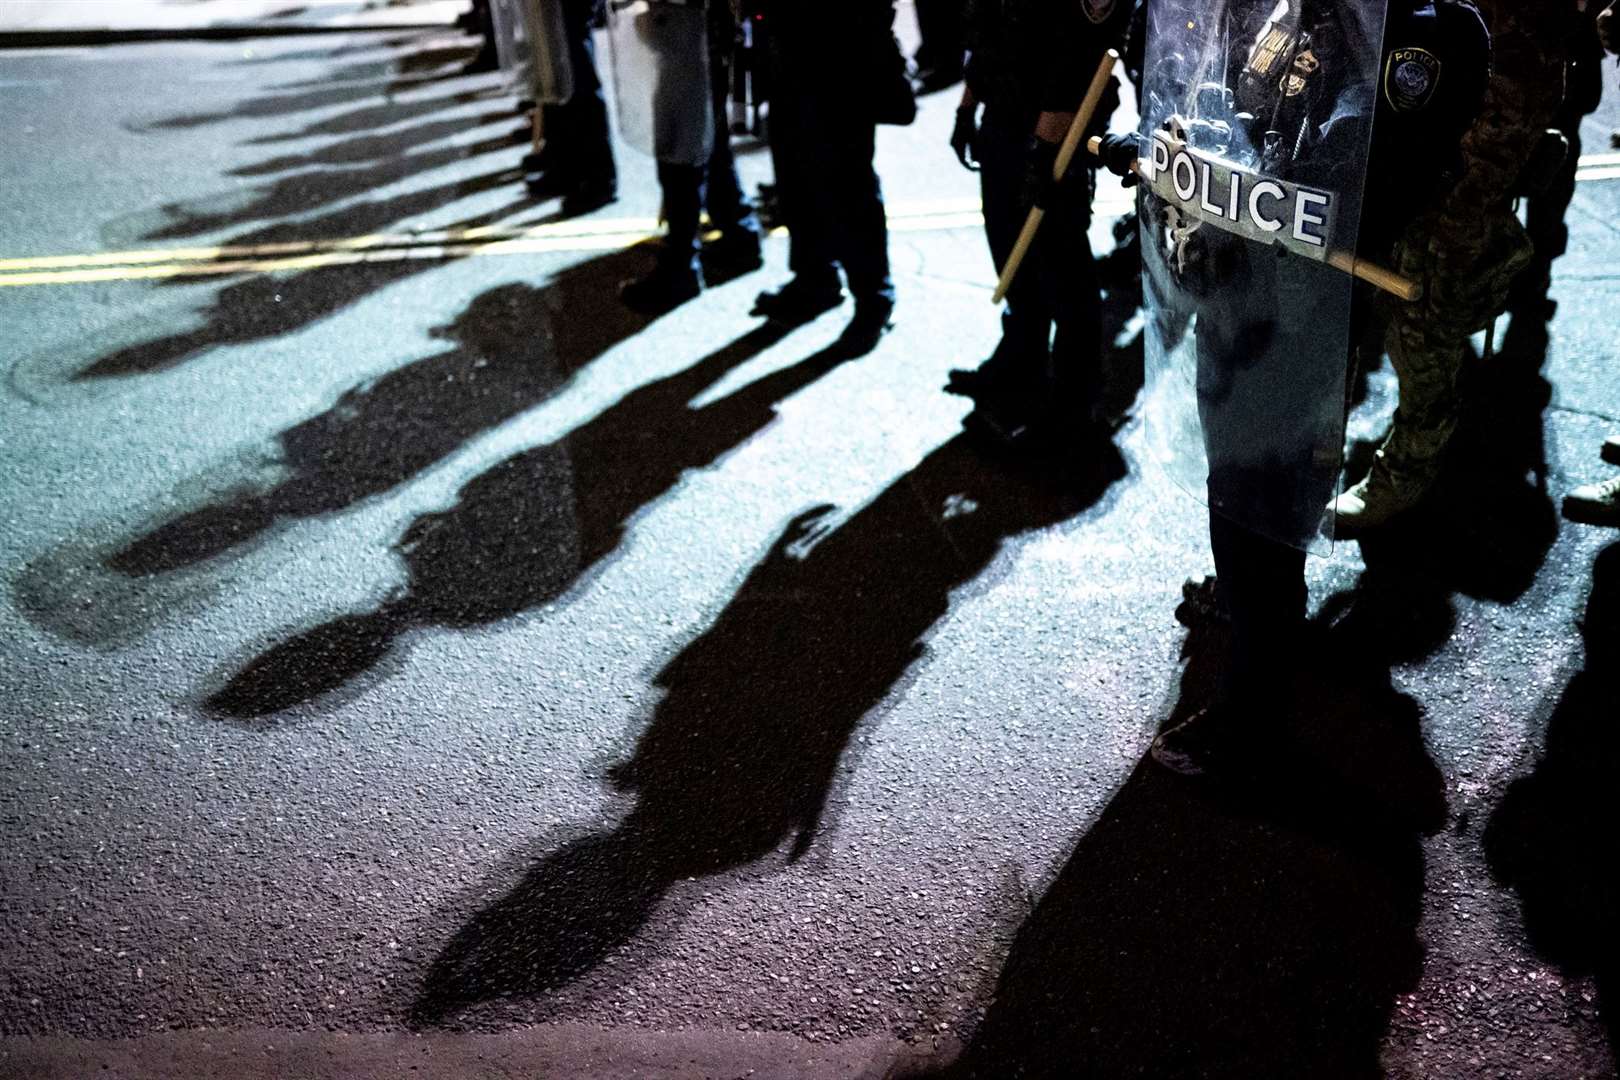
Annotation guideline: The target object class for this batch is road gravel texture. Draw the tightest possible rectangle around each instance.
[1,17,1618,1079]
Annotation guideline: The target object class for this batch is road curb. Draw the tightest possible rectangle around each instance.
[0,1027,964,1080]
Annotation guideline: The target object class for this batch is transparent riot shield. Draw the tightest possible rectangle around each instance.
[605,0,714,166]
[1134,0,1388,552]
[491,0,574,104]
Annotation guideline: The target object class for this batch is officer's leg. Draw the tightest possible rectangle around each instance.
[1041,171,1104,432]
[817,111,895,354]
[462,0,498,73]
[702,52,763,273]
[820,114,893,307]
[753,74,844,323]
[1152,506,1306,777]
[912,0,965,89]
[1156,267,1314,777]
[556,0,616,207]
[1353,310,1463,521]
[1331,211,1535,532]
[531,0,616,209]
[621,161,704,315]
[1206,509,1307,700]
[953,107,1049,396]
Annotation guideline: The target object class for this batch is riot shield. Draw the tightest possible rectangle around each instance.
[1134,0,1388,552]
[490,0,574,104]
[605,0,714,166]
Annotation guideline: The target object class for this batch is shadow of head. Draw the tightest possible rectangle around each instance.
[1484,542,1620,1006]
[409,828,666,1028]
[203,606,409,721]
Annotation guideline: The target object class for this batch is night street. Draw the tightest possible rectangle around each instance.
[2,3,1619,1077]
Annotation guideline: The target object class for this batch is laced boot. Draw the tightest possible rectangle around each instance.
[1563,474,1620,528]
[1330,425,1446,535]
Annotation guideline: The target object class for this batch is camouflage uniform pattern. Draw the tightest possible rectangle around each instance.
[1369,1,1570,501]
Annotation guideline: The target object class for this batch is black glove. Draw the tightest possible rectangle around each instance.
[950,106,979,171]
[1097,132,1142,186]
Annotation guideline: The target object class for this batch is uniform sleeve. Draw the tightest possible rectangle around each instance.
[962,0,992,95]
[1432,3,1491,155]
[1445,7,1560,217]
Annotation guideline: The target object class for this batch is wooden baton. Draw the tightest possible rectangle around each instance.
[990,49,1121,305]
[1083,136,1422,302]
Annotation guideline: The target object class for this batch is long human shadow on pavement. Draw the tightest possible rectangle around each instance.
[229,109,515,177]
[407,433,1128,1025]
[264,41,490,89]
[134,69,498,135]
[204,323,843,719]
[15,79,535,400]
[106,249,649,578]
[131,121,519,242]
[1318,321,1559,665]
[15,165,535,397]
[1485,541,1620,1052]
[11,250,646,649]
[929,604,1447,1079]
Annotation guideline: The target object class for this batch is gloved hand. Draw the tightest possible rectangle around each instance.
[1097,132,1142,185]
[1599,0,1618,56]
[950,105,979,171]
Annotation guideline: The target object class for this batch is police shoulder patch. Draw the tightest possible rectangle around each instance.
[1079,0,1118,25]
[1384,47,1442,113]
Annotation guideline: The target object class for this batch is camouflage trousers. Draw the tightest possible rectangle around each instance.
[1372,204,1535,494]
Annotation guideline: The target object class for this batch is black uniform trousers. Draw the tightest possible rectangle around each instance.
[541,0,615,186]
[765,32,893,305]
[914,0,965,77]
[976,104,1103,415]
[656,46,760,273]
[1194,253,1342,707]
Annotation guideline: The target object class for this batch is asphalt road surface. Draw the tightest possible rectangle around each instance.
[2,19,1618,1080]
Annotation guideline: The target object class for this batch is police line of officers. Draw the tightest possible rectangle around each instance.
[477,0,1617,778]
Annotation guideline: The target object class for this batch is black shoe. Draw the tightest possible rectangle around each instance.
[1150,707,1242,778]
[831,298,895,358]
[559,177,617,217]
[751,277,844,325]
[620,265,702,316]
[1175,575,1226,629]
[523,169,573,199]
[520,148,551,174]
[702,228,764,277]
[1150,704,1278,779]
[945,366,1012,401]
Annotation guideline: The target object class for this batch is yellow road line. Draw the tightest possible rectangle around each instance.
[0,198,992,273]
[0,234,649,287]
[0,216,667,271]
[0,201,991,287]
[0,162,1610,288]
